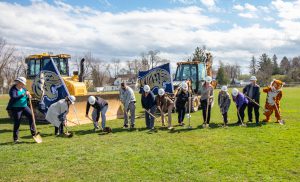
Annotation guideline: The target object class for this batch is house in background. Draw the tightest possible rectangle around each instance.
[113,74,136,86]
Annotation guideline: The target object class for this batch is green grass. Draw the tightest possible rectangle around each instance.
[1,88,300,181]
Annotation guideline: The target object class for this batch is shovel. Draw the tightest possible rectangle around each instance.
[186,97,192,129]
[29,98,43,143]
[244,95,266,112]
[64,120,74,137]
[237,107,247,127]
[273,101,285,125]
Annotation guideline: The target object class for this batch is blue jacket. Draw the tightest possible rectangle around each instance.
[141,91,156,110]
[6,85,28,110]
[232,92,248,109]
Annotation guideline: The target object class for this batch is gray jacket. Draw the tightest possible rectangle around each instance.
[218,92,231,114]
[119,86,136,110]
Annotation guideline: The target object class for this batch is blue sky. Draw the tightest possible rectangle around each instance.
[1,0,300,73]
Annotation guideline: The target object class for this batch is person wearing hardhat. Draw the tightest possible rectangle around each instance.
[119,82,136,129]
[141,85,156,130]
[45,95,76,136]
[156,88,174,129]
[86,96,109,132]
[232,88,249,125]
[199,76,214,128]
[6,77,37,143]
[175,82,190,126]
[218,86,231,127]
[243,75,260,125]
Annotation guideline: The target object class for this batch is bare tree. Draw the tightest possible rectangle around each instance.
[0,38,17,92]
[91,63,111,87]
[112,58,120,77]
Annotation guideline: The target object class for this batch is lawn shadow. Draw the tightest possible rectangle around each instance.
[74,129,97,136]
[0,141,36,146]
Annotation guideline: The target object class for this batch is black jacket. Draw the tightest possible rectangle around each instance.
[6,85,27,110]
[141,91,156,110]
[86,97,108,121]
[175,89,190,109]
[243,84,260,103]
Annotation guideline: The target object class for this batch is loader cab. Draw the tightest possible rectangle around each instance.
[174,61,206,93]
[26,53,70,79]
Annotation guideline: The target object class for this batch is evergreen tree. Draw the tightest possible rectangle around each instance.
[272,54,280,75]
[280,56,290,74]
[249,56,257,75]
[192,46,206,62]
[216,61,229,85]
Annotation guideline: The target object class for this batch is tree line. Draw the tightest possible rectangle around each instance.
[216,53,300,86]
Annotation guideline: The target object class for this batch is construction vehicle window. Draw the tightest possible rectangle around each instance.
[43,58,50,67]
[36,59,41,74]
[28,59,35,76]
[59,58,67,75]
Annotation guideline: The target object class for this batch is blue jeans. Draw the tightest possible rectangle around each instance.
[92,105,108,129]
[11,107,36,141]
[145,106,156,129]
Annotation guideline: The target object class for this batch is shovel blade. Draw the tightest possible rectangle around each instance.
[33,133,43,143]
[279,120,285,125]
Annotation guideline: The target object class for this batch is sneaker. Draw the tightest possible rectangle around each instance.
[206,124,210,128]
[130,124,135,129]
[202,124,206,128]
[168,126,173,130]
[123,124,129,129]
[14,139,20,144]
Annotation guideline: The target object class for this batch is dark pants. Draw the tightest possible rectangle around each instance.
[145,106,156,129]
[177,107,186,123]
[55,123,64,134]
[237,104,247,123]
[201,99,211,124]
[247,102,259,123]
[12,107,36,141]
[222,112,228,124]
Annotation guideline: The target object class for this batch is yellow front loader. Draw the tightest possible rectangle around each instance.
[24,53,123,125]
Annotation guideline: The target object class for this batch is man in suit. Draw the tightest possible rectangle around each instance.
[243,76,260,124]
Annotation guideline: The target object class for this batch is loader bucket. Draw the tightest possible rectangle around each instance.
[65,93,123,126]
[27,93,123,126]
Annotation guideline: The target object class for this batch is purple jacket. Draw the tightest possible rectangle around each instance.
[232,92,248,109]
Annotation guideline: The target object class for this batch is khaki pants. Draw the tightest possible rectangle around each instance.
[160,103,174,127]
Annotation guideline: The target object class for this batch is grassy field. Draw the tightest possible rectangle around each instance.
[0,87,300,181]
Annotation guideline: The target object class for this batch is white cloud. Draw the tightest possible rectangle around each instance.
[200,0,216,8]
[271,0,300,41]
[238,13,257,19]
[0,1,299,74]
[233,4,244,11]
[244,3,257,12]
[272,0,300,20]
[233,3,258,19]
[171,0,196,5]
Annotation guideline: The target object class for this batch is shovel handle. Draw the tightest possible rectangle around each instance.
[28,98,38,134]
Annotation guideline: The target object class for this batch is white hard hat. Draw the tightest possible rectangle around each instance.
[88,96,96,105]
[221,85,228,92]
[232,88,239,97]
[68,95,76,104]
[15,77,27,85]
[158,88,165,96]
[143,85,150,92]
[181,82,188,91]
[205,76,212,83]
[250,76,257,81]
